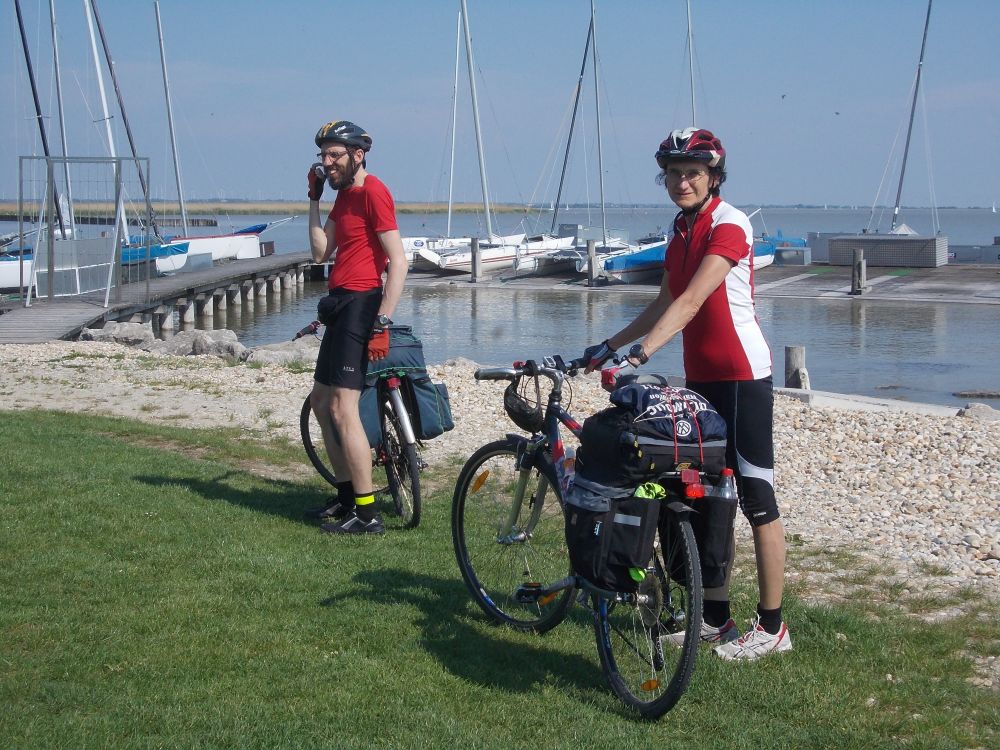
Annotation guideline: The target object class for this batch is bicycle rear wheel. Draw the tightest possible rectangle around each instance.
[593,509,702,719]
[452,439,574,633]
[377,401,421,528]
[300,395,337,486]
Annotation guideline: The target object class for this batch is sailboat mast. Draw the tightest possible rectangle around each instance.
[591,0,608,248]
[49,0,75,229]
[549,17,593,235]
[154,0,188,236]
[14,0,67,235]
[686,0,697,126]
[83,0,129,243]
[891,0,933,232]
[88,0,161,240]
[459,0,493,238]
[447,9,461,238]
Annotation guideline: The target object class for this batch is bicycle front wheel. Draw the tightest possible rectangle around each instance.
[452,439,573,633]
[377,401,421,529]
[593,510,702,720]
[300,395,337,486]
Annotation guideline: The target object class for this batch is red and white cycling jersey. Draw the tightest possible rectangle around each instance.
[664,196,771,381]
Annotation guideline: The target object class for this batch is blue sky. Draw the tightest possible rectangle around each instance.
[3,0,999,208]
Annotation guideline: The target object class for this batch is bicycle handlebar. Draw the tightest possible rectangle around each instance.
[293,320,322,341]
[475,354,589,382]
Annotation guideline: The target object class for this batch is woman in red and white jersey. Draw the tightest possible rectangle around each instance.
[583,128,791,661]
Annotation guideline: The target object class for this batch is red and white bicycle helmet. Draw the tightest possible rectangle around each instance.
[655,127,725,170]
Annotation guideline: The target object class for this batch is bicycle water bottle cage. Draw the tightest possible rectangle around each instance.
[504,375,544,433]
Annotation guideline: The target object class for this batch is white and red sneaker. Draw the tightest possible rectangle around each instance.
[713,615,792,661]
[662,617,740,648]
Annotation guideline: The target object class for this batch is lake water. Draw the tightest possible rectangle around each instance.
[199,277,998,409]
[209,205,1000,252]
[5,207,998,407]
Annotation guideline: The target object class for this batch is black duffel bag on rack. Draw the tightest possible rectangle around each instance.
[575,381,728,488]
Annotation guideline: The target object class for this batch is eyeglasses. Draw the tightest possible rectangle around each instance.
[317,149,350,162]
[664,168,709,184]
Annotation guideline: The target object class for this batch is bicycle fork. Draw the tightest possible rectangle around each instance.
[498,441,549,545]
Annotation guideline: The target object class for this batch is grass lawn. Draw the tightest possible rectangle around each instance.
[1,410,997,749]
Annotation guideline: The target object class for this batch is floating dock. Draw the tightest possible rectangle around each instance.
[0,252,314,344]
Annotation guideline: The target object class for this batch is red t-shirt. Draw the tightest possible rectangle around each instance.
[664,196,771,381]
[328,174,398,291]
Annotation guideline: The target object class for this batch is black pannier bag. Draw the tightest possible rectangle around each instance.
[575,382,727,488]
[361,325,454,445]
[655,477,738,589]
[687,483,738,588]
[563,477,664,593]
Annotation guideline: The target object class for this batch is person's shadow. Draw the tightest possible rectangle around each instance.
[321,566,607,696]
[134,470,404,528]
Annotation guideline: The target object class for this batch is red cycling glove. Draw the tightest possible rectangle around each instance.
[368,328,390,361]
[307,164,326,201]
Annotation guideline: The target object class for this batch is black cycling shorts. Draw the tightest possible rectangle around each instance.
[314,287,382,390]
[685,377,779,527]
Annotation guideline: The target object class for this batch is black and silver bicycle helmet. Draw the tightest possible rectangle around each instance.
[504,375,544,433]
[315,119,372,152]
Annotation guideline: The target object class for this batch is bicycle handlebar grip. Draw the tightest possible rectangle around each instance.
[293,320,321,340]
[474,367,518,381]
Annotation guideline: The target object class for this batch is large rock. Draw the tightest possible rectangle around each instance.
[958,402,1000,422]
[79,321,154,347]
[246,337,320,367]
[143,329,247,359]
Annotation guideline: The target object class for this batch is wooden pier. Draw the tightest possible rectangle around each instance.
[0,252,316,344]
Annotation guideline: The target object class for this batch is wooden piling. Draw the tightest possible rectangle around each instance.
[784,345,810,389]
[470,238,481,283]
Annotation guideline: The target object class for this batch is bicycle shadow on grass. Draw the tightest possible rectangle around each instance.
[321,566,606,697]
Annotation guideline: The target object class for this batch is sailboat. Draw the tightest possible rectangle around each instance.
[147,1,294,274]
[512,2,669,282]
[410,0,527,274]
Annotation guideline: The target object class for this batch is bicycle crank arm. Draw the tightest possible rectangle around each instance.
[514,576,575,604]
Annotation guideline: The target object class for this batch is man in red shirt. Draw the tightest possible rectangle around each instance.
[583,128,790,660]
[305,120,407,534]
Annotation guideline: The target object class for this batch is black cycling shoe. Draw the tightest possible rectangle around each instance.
[303,499,355,522]
[320,511,385,535]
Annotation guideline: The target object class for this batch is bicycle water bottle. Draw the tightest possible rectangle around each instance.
[554,445,576,497]
[717,468,738,503]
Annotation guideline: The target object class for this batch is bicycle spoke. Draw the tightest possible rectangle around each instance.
[452,441,573,633]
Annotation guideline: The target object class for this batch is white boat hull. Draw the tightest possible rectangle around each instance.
[155,233,261,273]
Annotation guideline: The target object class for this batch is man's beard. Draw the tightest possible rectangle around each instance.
[327,162,356,190]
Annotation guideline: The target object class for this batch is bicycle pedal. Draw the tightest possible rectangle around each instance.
[514,582,544,603]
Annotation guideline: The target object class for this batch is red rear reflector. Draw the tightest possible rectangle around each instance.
[680,468,700,484]
[685,483,705,499]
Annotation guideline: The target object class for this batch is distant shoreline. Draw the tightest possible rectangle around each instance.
[0,201,993,217]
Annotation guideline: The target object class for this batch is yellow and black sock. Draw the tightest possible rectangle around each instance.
[354,492,376,522]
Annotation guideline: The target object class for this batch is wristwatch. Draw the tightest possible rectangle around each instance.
[375,314,391,328]
[627,343,649,365]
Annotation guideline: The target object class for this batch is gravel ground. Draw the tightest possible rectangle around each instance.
[1,339,998,599]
